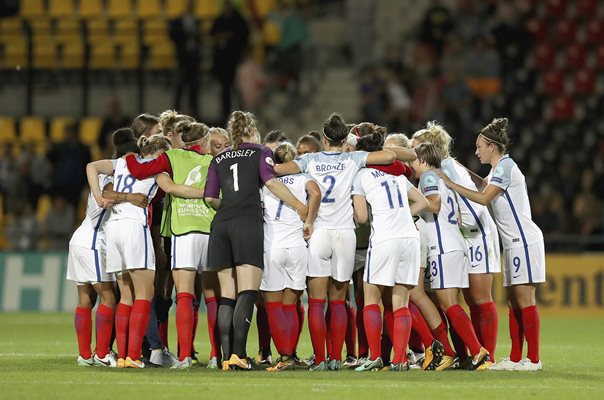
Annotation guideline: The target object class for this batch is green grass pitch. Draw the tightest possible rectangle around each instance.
[1,313,603,399]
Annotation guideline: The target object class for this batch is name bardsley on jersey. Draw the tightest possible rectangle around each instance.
[215,149,256,164]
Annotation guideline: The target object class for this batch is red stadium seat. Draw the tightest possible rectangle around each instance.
[575,0,598,19]
[525,18,548,42]
[563,44,586,70]
[546,0,567,19]
[550,95,575,121]
[554,20,576,45]
[533,43,556,70]
[573,69,597,95]
[542,70,565,95]
[595,46,604,70]
[587,19,604,45]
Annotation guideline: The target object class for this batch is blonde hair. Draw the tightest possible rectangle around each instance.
[174,120,209,145]
[274,142,297,163]
[384,133,411,148]
[227,111,257,150]
[159,110,194,135]
[209,127,229,139]
[137,134,171,157]
[351,122,387,137]
[412,121,452,159]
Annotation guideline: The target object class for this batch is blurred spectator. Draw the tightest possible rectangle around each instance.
[5,156,30,216]
[47,123,92,208]
[211,0,250,123]
[170,0,202,118]
[21,143,52,209]
[465,36,501,100]
[6,203,38,251]
[0,143,17,214]
[98,96,130,158]
[419,0,454,56]
[359,64,384,124]
[235,49,268,111]
[383,67,411,132]
[439,67,472,144]
[346,0,377,72]
[42,195,75,251]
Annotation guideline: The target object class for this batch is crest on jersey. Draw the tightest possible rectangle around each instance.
[493,166,504,178]
[184,166,203,186]
[265,157,275,166]
[424,174,436,186]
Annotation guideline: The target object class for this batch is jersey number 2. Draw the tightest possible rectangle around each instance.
[322,175,336,203]
[230,163,239,192]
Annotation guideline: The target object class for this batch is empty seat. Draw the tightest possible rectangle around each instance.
[113,19,139,44]
[587,19,604,45]
[533,43,556,70]
[37,195,52,222]
[0,117,17,142]
[29,18,52,40]
[573,69,597,95]
[196,0,220,19]
[545,0,567,19]
[0,17,23,36]
[166,0,188,18]
[86,18,110,43]
[89,43,117,69]
[1,39,28,68]
[61,40,85,68]
[119,43,141,68]
[48,0,75,18]
[19,116,46,143]
[542,70,565,95]
[147,42,176,69]
[79,117,102,147]
[55,18,82,44]
[554,19,576,45]
[255,0,277,17]
[550,95,575,121]
[50,117,76,143]
[525,18,548,42]
[20,0,46,17]
[563,44,586,70]
[107,0,134,18]
[136,0,163,18]
[263,20,281,46]
[79,0,104,19]
[143,19,168,44]
[33,39,58,69]
[575,0,599,19]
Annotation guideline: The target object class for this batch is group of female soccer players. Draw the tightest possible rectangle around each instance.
[67,109,545,372]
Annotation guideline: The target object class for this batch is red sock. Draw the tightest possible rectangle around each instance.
[509,307,524,362]
[115,303,132,359]
[205,297,220,359]
[191,300,200,354]
[362,304,382,360]
[158,320,169,349]
[325,305,332,357]
[522,305,540,363]
[283,304,299,355]
[94,304,114,358]
[355,295,368,357]
[409,302,434,348]
[265,302,292,356]
[74,306,93,359]
[445,305,482,356]
[308,298,327,364]
[256,303,271,355]
[176,293,194,361]
[328,300,347,361]
[345,303,357,357]
[432,322,456,357]
[475,302,498,359]
[392,307,412,364]
[445,307,469,361]
[127,300,151,360]
[469,305,484,344]
[295,302,304,351]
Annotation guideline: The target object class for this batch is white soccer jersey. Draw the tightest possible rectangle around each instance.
[418,170,466,256]
[107,157,158,227]
[352,168,419,245]
[294,151,368,229]
[262,173,311,250]
[487,156,544,249]
[69,174,113,250]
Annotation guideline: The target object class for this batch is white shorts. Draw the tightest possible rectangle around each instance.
[260,246,307,291]
[67,244,114,284]
[502,241,546,287]
[354,249,366,272]
[307,228,356,282]
[106,219,155,273]
[171,233,209,272]
[364,238,420,287]
[427,250,469,290]
[464,232,501,274]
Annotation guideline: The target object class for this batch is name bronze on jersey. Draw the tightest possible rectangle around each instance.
[315,162,345,172]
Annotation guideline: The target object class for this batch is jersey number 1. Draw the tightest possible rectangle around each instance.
[230,163,239,192]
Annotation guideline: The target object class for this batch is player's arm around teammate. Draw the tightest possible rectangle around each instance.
[437,118,545,371]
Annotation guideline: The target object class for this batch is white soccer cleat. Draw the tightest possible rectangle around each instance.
[487,357,520,371]
[513,358,542,371]
[162,347,179,368]
[77,355,94,367]
[93,352,117,368]
[170,357,193,370]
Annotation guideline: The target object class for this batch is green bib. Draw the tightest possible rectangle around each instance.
[160,148,215,236]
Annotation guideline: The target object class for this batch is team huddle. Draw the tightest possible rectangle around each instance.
[67,109,545,373]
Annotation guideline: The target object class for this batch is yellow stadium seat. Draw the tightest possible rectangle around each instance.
[55,18,81,44]
[86,18,110,44]
[20,0,46,17]
[1,39,28,69]
[19,116,46,144]
[113,18,138,44]
[29,18,52,40]
[107,0,134,18]
[33,39,58,69]
[136,0,163,18]
[61,41,84,68]
[80,117,102,146]
[37,194,52,222]
[143,19,168,44]
[90,43,117,69]
[0,17,23,36]
[263,20,281,46]
[48,0,75,18]
[147,42,176,69]
[79,0,104,19]
[196,0,220,19]
[166,0,187,17]
[50,117,75,143]
[256,0,276,17]
[0,117,17,143]
[120,43,140,68]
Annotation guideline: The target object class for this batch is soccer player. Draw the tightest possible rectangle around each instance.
[437,118,545,371]
[274,113,416,370]
[410,142,490,371]
[261,141,321,371]
[68,128,148,367]
[351,132,430,371]
[296,134,322,155]
[204,111,308,371]
[412,122,501,362]
[262,130,289,151]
